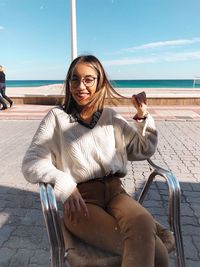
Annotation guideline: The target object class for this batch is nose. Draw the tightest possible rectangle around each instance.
[78,79,86,89]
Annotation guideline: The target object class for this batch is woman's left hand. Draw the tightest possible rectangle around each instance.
[131,91,148,117]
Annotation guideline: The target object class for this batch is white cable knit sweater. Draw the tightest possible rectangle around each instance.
[22,107,158,203]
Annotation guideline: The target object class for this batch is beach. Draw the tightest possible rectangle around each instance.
[6,84,65,97]
[6,84,200,97]
[5,84,200,107]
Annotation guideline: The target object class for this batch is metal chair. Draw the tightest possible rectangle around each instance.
[39,159,185,267]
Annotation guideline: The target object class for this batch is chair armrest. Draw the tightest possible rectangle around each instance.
[46,184,66,260]
[39,183,60,266]
[39,183,68,267]
[138,158,181,227]
[137,159,185,267]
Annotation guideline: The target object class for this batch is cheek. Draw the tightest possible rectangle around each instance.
[90,85,97,95]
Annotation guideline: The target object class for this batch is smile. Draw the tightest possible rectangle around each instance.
[76,92,90,100]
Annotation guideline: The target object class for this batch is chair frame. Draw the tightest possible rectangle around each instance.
[39,159,185,267]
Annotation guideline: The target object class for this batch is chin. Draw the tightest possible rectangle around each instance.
[77,98,90,106]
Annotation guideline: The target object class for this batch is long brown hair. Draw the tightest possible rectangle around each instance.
[63,55,128,117]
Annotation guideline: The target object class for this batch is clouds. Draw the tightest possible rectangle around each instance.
[163,51,200,62]
[103,51,200,66]
[103,57,157,66]
[104,37,200,66]
[39,5,47,10]
[121,38,200,52]
[0,26,5,31]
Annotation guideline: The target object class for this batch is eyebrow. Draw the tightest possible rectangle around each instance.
[71,75,96,78]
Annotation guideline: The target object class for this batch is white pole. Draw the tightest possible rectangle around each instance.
[70,0,77,61]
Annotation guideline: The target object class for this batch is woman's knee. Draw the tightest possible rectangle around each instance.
[109,195,156,233]
[135,211,155,229]
[121,208,156,234]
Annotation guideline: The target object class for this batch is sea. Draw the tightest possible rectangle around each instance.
[6,79,200,88]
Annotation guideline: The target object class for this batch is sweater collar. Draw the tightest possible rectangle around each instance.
[69,109,102,129]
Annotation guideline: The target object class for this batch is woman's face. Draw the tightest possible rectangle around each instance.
[70,63,98,108]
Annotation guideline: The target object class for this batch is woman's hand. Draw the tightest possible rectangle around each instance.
[64,187,89,223]
[131,91,148,117]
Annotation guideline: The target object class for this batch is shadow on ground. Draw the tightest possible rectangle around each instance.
[1,178,200,267]
[0,186,50,267]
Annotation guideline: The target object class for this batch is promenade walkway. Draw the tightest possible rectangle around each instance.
[0,103,200,121]
[0,104,200,266]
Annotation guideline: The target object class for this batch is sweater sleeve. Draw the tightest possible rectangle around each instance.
[21,108,77,203]
[114,111,158,161]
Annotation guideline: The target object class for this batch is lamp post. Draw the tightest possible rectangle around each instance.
[70,0,77,61]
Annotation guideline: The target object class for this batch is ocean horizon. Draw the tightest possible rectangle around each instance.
[6,79,200,88]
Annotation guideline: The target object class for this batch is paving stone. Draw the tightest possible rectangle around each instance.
[8,249,35,267]
[0,225,16,246]
[183,236,199,261]
[0,248,17,266]
[185,260,200,267]
[29,249,50,266]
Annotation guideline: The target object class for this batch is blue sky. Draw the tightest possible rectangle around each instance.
[0,0,200,80]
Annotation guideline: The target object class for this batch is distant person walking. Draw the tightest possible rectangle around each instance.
[0,65,13,110]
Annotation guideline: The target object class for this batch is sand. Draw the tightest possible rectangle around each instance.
[6,84,65,97]
[6,84,200,99]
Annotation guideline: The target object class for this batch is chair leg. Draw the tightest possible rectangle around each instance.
[168,174,185,267]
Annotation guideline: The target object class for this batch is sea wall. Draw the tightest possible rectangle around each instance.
[10,95,200,106]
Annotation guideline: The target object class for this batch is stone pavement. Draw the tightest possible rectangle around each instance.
[0,103,200,121]
[0,105,200,266]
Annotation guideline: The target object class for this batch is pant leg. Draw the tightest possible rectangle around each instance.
[64,178,169,266]
[64,202,168,267]
[64,179,123,255]
[64,202,123,255]
[155,236,169,267]
[1,87,12,105]
[0,93,7,108]
[107,193,169,267]
[0,87,7,108]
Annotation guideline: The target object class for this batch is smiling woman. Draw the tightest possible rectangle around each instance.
[22,54,174,267]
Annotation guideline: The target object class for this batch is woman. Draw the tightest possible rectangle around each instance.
[22,55,174,266]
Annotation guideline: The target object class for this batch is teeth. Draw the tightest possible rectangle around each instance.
[78,93,88,97]
[76,93,89,100]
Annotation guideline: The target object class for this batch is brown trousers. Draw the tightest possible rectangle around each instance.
[64,176,169,267]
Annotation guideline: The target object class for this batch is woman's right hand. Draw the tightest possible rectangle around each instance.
[64,187,89,223]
